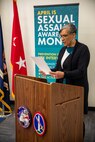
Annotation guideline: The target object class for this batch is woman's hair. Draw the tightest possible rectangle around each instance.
[59,23,77,34]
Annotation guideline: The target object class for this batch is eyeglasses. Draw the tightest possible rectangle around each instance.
[60,34,69,38]
[60,32,74,38]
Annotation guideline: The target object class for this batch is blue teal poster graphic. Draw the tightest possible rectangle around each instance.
[34,4,79,83]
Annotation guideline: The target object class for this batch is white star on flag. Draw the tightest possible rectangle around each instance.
[16,56,26,70]
[13,37,17,47]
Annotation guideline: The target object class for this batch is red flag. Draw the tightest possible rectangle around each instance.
[11,0,27,98]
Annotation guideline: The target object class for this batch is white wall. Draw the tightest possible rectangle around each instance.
[0,0,95,106]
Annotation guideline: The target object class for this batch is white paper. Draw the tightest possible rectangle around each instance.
[31,57,51,75]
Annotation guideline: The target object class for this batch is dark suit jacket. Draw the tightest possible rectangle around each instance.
[52,40,90,114]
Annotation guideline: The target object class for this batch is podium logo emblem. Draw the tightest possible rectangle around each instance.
[33,112,46,136]
[17,106,32,128]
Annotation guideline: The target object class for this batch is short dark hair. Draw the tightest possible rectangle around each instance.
[59,23,77,34]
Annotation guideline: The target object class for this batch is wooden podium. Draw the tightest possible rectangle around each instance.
[15,75,84,142]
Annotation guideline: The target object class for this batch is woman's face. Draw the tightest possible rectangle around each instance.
[60,28,75,47]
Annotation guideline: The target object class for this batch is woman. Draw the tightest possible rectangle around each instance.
[41,23,90,114]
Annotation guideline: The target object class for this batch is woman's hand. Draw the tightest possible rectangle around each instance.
[49,71,64,79]
[40,70,47,76]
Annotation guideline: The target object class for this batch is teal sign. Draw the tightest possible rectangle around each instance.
[34,4,79,83]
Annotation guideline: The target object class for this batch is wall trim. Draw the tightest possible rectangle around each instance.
[88,107,95,111]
